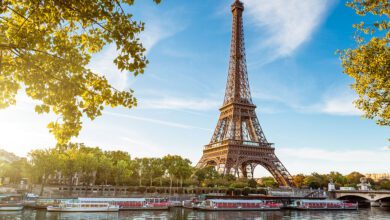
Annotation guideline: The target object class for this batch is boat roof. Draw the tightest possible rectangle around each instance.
[37,198,74,201]
[207,199,263,203]
[25,193,39,198]
[78,198,146,202]
[0,194,21,197]
[296,200,343,203]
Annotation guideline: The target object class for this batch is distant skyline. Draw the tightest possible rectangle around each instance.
[0,0,389,176]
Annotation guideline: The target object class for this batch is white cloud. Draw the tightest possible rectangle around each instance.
[277,147,390,175]
[139,97,220,111]
[308,87,363,116]
[104,110,211,131]
[140,17,184,54]
[252,84,363,117]
[320,94,362,116]
[242,0,335,62]
[88,45,129,91]
[121,137,166,158]
[88,6,186,90]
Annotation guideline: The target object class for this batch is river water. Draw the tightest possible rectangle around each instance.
[0,207,389,220]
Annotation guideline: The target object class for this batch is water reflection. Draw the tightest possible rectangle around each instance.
[1,207,389,220]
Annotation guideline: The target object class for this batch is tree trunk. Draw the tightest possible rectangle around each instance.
[68,175,73,196]
[150,177,153,187]
[169,177,173,195]
[39,175,46,196]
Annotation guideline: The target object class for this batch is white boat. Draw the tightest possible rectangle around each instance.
[78,197,169,210]
[47,202,119,212]
[196,199,282,211]
[0,204,24,211]
[288,199,358,210]
[0,195,24,211]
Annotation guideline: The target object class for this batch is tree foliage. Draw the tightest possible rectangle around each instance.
[340,0,390,126]
[29,148,60,195]
[3,146,389,191]
[0,0,160,144]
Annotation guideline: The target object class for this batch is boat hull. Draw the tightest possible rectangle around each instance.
[119,206,169,210]
[196,207,280,211]
[292,207,358,210]
[47,207,119,212]
[0,206,24,211]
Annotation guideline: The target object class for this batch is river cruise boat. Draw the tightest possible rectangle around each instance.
[78,197,169,210]
[47,202,119,212]
[182,198,200,209]
[32,198,76,209]
[0,195,24,211]
[288,200,358,210]
[22,193,39,207]
[196,199,282,211]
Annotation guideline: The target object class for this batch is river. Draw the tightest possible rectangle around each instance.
[1,207,389,219]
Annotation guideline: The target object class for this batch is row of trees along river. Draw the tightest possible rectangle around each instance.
[1,143,390,196]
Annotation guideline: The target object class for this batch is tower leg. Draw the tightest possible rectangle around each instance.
[241,163,248,178]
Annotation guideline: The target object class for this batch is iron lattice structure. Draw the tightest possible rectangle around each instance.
[197,0,293,187]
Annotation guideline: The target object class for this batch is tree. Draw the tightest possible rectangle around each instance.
[112,160,132,190]
[144,158,165,187]
[378,179,390,190]
[328,171,347,187]
[258,177,277,188]
[76,147,100,187]
[0,0,161,144]
[346,172,365,186]
[304,173,328,189]
[105,150,132,194]
[57,144,82,195]
[340,0,390,127]
[292,174,306,188]
[150,158,165,187]
[133,158,149,186]
[1,158,30,184]
[29,148,59,196]
[174,158,192,188]
[162,155,192,192]
[96,154,113,186]
[194,167,221,186]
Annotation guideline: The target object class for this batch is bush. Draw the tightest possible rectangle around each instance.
[137,186,146,193]
[234,188,242,196]
[147,187,156,193]
[226,187,235,196]
[229,181,247,188]
[242,187,250,196]
[248,179,257,188]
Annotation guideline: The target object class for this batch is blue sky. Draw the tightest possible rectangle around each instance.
[0,0,389,176]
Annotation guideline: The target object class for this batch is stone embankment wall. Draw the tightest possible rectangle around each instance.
[1,185,268,198]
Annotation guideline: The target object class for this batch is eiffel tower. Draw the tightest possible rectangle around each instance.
[196,0,293,186]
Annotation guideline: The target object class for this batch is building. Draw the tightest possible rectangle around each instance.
[365,173,390,181]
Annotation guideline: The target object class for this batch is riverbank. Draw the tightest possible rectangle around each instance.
[1,207,390,219]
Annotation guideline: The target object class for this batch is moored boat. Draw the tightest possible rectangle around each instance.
[78,197,169,210]
[288,199,358,210]
[182,198,201,209]
[47,202,119,212]
[0,195,24,211]
[0,204,24,211]
[196,199,282,211]
[32,198,76,209]
[22,193,39,207]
